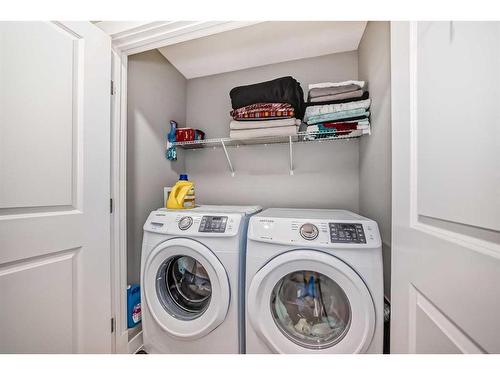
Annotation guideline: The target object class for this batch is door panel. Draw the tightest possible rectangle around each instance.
[0,249,78,353]
[391,21,500,353]
[416,22,500,231]
[409,286,483,354]
[414,305,461,354]
[0,22,80,210]
[0,22,111,353]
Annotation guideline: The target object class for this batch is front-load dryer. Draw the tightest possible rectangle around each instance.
[141,205,261,354]
[245,208,383,354]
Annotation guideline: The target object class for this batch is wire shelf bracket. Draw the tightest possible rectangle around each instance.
[220,139,235,177]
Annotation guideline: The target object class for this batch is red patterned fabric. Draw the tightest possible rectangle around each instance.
[234,110,295,120]
[230,103,294,120]
[321,122,358,131]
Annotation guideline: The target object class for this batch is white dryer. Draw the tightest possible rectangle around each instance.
[245,208,383,354]
[141,205,260,354]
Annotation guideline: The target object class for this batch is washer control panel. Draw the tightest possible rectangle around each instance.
[299,223,319,240]
[199,216,228,233]
[144,210,241,237]
[329,223,366,244]
[178,216,193,230]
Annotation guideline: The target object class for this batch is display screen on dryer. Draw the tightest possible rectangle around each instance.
[199,216,228,233]
[329,223,366,244]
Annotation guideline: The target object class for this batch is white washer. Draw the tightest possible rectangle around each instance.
[141,205,261,354]
[245,208,383,354]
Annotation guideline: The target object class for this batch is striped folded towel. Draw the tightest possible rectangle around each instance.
[230,103,294,120]
[304,99,371,122]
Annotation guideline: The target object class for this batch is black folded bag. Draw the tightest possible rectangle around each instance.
[229,76,305,119]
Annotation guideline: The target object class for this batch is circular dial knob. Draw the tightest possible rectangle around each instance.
[300,223,319,240]
[178,216,193,230]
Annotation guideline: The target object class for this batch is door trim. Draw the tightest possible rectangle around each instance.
[98,21,263,55]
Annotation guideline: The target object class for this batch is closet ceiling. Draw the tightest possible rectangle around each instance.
[158,21,367,79]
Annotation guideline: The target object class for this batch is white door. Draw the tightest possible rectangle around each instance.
[391,21,500,353]
[247,250,375,353]
[143,238,230,339]
[0,22,111,353]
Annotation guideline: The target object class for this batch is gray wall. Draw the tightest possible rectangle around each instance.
[127,50,187,284]
[358,22,392,299]
[185,51,360,210]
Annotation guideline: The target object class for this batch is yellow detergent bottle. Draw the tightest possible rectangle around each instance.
[166,174,195,209]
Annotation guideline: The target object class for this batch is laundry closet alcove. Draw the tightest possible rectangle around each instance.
[103,21,391,354]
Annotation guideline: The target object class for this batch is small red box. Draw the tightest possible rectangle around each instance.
[176,128,195,142]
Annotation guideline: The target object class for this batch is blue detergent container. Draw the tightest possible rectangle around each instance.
[127,284,142,328]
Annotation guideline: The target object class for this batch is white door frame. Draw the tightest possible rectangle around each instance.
[106,21,262,353]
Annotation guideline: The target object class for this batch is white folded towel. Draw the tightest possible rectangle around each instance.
[229,125,298,139]
[308,80,366,90]
[229,118,300,130]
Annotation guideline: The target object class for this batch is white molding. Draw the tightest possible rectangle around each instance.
[93,22,153,37]
[408,285,484,354]
[408,21,419,228]
[104,21,262,55]
[111,48,130,353]
[110,47,129,354]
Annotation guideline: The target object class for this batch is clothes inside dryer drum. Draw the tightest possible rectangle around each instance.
[270,271,351,349]
[156,255,212,320]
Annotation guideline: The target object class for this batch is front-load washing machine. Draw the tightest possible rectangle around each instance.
[141,205,261,354]
[245,208,383,354]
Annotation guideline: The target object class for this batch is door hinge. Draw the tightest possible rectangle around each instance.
[111,317,115,333]
[110,80,115,95]
[110,198,113,214]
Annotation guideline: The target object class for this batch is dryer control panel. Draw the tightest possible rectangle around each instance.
[248,216,381,248]
[329,223,366,244]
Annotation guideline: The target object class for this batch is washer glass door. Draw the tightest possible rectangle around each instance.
[157,255,212,320]
[143,238,230,340]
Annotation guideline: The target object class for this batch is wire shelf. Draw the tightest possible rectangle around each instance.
[171,128,369,177]
[173,129,365,149]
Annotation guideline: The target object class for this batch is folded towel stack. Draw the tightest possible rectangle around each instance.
[229,76,305,139]
[304,80,371,138]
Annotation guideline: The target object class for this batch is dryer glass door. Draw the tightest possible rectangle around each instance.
[270,270,351,349]
[247,250,376,353]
